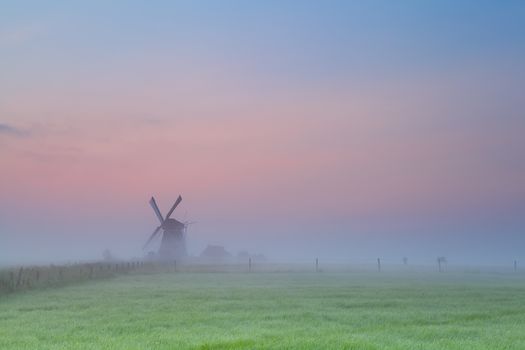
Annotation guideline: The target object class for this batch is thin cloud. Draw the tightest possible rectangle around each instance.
[0,123,28,137]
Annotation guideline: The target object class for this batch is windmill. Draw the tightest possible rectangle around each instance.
[143,195,187,260]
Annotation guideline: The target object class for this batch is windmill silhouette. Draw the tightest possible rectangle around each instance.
[143,195,187,259]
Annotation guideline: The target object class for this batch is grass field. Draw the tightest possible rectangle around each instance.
[1,269,525,349]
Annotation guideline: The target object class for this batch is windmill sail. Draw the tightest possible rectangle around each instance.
[149,197,164,224]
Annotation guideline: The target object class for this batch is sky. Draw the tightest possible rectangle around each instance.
[1,1,525,265]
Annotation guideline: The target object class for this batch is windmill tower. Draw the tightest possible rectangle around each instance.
[143,195,187,260]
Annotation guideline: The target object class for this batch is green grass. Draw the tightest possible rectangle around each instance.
[1,270,525,349]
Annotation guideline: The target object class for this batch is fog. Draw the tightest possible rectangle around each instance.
[1,194,524,267]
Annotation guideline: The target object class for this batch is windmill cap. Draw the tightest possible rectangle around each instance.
[162,218,185,230]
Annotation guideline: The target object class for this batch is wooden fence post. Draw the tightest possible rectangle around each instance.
[16,267,23,288]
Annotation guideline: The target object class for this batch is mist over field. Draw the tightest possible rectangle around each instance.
[1,196,524,266]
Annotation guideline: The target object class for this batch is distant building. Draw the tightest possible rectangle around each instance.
[200,245,232,261]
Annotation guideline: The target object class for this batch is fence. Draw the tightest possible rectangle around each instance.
[0,261,149,295]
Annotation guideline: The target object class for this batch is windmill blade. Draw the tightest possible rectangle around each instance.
[143,226,162,250]
[149,197,164,224]
[165,195,182,220]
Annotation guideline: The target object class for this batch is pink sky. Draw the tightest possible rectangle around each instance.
[2,68,524,220]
